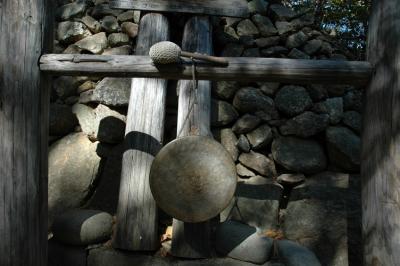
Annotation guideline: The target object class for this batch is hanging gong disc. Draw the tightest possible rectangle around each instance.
[150,136,237,223]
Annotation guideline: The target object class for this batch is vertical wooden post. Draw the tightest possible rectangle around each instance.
[362,1,400,265]
[171,16,214,258]
[113,13,169,251]
[0,0,53,265]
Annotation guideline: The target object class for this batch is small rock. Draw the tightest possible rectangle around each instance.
[48,133,101,226]
[326,126,360,172]
[239,151,276,177]
[252,14,277,37]
[246,124,273,149]
[275,86,312,117]
[255,36,280,48]
[211,100,239,127]
[306,84,329,102]
[49,104,78,136]
[260,46,288,57]
[216,221,274,264]
[237,164,256,178]
[288,48,310,59]
[279,112,329,137]
[286,31,308,49]
[102,45,132,55]
[121,22,139,38]
[275,21,296,35]
[91,3,122,19]
[101,16,119,33]
[233,87,279,121]
[108,33,130,47]
[237,19,259,37]
[260,82,280,96]
[117,10,135,22]
[343,111,362,134]
[79,16,101,34]
[242,48,260,57]
[221,43,244,57]
[54,76,89,99]
[214,81,240,100]
[269,4,298,21]
[313,97,344,124]
[237,135,251,153]
[303,39,322,55]
[248,0,268,15]
[92,78,131,106]
[72,104,96,137]
[57,2,87,21]
[57,21,91,44]
[52,209,113,245]
[220,128,239,161]
[277,240,321,266]
[75,32,108,54]
[232,114,261,134]
[78,81,96,94]
[272,137,327,174]
[343,90,363,112]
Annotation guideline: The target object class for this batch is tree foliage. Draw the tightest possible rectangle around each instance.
[283,0,371,59]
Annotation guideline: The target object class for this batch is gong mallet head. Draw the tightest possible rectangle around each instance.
[149,41,228,66]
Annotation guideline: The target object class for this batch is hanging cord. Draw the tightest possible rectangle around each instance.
[177,58,198,138]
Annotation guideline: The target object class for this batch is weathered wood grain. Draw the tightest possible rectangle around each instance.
[171,16,214,259]
[113,13,169,251]
[0,0,53,265]
[110,0,249,18]
[362,1,400,265]
[40,54,372,85]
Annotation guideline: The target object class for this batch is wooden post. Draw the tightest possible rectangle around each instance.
[0,0,53,265]
[113,13,169,251]
[171,16,214,258]
[362,1,400,265]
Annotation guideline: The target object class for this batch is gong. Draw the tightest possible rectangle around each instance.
[150,136,237,223]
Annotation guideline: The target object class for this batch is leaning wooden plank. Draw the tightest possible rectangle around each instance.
[362,0,400,265]
[113,13,169,251]
[109,0,249,18]
[0,0,53,265]
[40,54,372,85]
[171,16,214,259]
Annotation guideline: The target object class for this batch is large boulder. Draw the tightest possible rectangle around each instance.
[52,209,113,245]
[48,133,101,227]
[272,137,327,174]
[326,127,360,172]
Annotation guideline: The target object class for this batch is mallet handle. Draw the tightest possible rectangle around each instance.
[181,51,229,66]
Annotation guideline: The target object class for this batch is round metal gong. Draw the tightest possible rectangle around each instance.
[150,136,237,223]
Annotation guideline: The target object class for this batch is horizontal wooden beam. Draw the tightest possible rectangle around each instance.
[40,54,372,85]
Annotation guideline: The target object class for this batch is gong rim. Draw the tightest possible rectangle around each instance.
[150,136,237,223]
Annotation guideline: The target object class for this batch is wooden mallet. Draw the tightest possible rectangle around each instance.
[149,41,228,65]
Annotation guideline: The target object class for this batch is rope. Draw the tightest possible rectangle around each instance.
[177,58,198,138]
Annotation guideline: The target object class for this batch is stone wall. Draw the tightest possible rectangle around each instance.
[48,0,362,265]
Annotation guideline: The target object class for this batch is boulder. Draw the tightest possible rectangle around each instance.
[237,19,260,37]
[255,36,280,48]
[52,209,113,245]
[121,22,139,38]
[233,87,278,121]
[326,127,360,172]
[260,82,280,96]
[275,86,312,117]
[48,133,101,227]
[275,21,296,35]
[303,39,323,55]
[49,104,78,136]
[79,16,101,34]
[92,78,131,106]
[313,97,344,124]
[239,151,276,177]
[211,100,239,126]
[252,15,277,37]
[108,33,130,47]
[246,124,273,149]
[232,114,261,134]
[57,2,87,21]
[57,21,91,44]
[100,15,119,33]
[279,111,329,137]
[216,221,274,264]
[272,137,327,174]
[74,32,108,54]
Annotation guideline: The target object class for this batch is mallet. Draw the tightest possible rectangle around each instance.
[149,41,228,65]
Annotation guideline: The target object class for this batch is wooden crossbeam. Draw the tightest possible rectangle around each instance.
[40,54,372,85]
